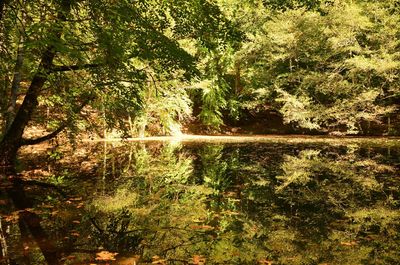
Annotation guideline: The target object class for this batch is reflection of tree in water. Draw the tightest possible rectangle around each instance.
[88,142,214,262]
[246,146,400,264]
[1,142,399,264]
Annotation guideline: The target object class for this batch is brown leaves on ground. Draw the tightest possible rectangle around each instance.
[152,256,167,264]
[70,231,80,237]
[192,255,206,264]
[95,251,118,261]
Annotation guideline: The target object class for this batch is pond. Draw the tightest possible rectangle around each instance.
[1,137,400,264]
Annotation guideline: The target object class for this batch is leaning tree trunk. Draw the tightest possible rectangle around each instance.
[0,72,46,169]
[0,0,71,172]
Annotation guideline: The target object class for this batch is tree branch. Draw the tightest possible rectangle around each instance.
[20,98,93,146]
[20,124,67,146]
[89,217,104,233]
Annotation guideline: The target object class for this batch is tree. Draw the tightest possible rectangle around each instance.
[0,0,236,171]
[234,0,400,134]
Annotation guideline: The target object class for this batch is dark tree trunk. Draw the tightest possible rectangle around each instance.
[7,179,61,265]
[0,0,6,22]
[0,0,71,171]
[0,61,49,169]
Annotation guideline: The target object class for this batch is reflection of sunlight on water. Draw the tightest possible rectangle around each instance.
[85,135,400,146]
[168,138,184,148]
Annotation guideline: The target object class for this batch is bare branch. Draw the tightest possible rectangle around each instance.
[20,98,93,146]
[20,124,67,146]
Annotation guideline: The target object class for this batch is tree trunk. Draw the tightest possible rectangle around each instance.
[0,60,49,169]
[0,0,71,170]
[5,15,25,133]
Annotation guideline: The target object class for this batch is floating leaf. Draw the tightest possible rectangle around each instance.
[190,225,214,230]
[193,255,206,264]
[96,251,118,261]
[152,256,166,264]
[259,259,274,264]
[340,241,357,246]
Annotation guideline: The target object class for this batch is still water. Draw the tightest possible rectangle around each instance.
[1,138,400,264]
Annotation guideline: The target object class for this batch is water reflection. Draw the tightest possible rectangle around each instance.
[1,140,399,264]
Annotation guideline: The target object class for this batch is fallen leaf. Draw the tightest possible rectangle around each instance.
[193,255,206,264]
[51,211,59,217]
[190,225,214,230]
[4,214,19,223]
[340,241,357,246]
[96,251,118,261]
[259,259,274,264]
[152,256,166,264]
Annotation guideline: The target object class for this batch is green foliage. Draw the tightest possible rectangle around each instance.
[233,0,400,134]
[262,0,323,11]
[2,0,399,140]
[131,77,193,136]
[0,0,238,140]
[198,79,228,128]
